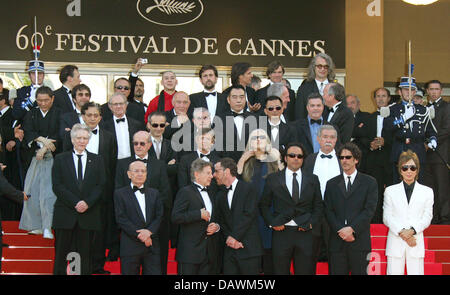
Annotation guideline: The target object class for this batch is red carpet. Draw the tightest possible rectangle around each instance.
[2,221,449,275]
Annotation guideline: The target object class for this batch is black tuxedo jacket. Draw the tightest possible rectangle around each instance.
[162,109,193,141]
[52,151,106,231]
[101,115,145,158]
[363,112,393,172]
[216,110,254,163]
[115,155,171,210]
[216,180,263,259]
[189,91,226,118]
[0,170,23,234]
[259,169,323,236]
[59,111,81,143]
[114,185,163,257]
[323,172,378,252]
[53,86,75,114]
[126,100,147,123]
[171,184,220,264]
[323,103,355,144]
[0,107,15,143]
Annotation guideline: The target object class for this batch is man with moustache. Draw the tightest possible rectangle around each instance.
[172,158,221,275]
[59,84,91,142]
[127,77,147,122]
[324,142,378,275]
[213,157,263,275]
[302,125,342,263]
[259,142,323,275]
[190,65,225,120]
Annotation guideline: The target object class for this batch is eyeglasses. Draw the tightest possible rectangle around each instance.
[266,106,282,111]
[130,169,146,174]
[133,141,147,147]
[115,86,130,91]
[150,123,166,128]
[250,135,267,141]
[315,64,329,70]
[338,155,353,160]
[401,165,417,172]
[287,153,304,159]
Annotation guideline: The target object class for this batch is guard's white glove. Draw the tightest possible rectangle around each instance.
[427,139,437,150]
[402,104,415,122]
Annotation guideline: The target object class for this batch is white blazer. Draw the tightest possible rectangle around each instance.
[383,182,434,258]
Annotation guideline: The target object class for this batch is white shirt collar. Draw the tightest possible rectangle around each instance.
[228,178,239,191]
[0,106,10,116]
[318,149,336,157]
[344,169,358,183]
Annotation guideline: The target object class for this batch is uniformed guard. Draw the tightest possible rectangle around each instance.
[381,77,437,183]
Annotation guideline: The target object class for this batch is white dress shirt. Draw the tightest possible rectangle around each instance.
[376,111,384,138]
[114,115,131,159]
[204,90,218,119]
[86,127,99,154]
[344,169,358,189]
[285,168,302,226]
[72,150,87,179]
[268,118,280,142]
[194,181,213,217]
[227,178,239,209]
[232,110,245,140]
[315,79,329,96]
[132,183,146,221]
[313,150,341,199]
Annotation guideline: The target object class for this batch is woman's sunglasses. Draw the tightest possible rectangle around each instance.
[401,165,417,172]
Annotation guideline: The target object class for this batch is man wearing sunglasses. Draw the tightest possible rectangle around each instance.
[115,130,171,274]
[261,95,296,152]
[323,142,378,275]
[295,53,336,120]
[259,142,323,275]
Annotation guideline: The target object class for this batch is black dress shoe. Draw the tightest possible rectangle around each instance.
[93,269,111,275]
[106,255,119,262]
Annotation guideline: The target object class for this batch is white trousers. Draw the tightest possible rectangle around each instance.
[386,255,424,275]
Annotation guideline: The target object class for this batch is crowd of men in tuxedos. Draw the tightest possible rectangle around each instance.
[0,52,448,275]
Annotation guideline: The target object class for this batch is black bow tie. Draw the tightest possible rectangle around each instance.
[116,118,125,123]
[226,186,232,191]
[199,153,209,159]
[310,119,322,125]
[231,111,244,117]
[136,158,148,163]
[132,186,145,194]
[328,107,335,113]
[205,91,217,96]
[195,184,208,192]
[91,129,98,135]
[320,154,332,159]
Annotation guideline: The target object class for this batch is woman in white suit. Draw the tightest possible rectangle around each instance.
[383,150,434,275]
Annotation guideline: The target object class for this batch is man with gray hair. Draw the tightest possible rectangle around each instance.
[172,158,221,275]
[322,83,354,144]
[295,53,336,120]
[102,92,145,159]
[303,124,342,264]
[52,123,106,275]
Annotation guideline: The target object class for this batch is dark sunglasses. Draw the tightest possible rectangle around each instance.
[287,153,304,159]
[267,106,282,111]
[401,165,417,172]
[250,135,266,141]
[133,141,147,147]
[338,155,353,160]
[151,123,166,128]
[115,86,130,90]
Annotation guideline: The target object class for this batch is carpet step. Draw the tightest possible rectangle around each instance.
[1,259,53,274]
[427,237,450,249]
[2,233,54,247]
[316,261,443,275]
[434,250,450,262]
[424,225,450,236]
[2,247,54,260]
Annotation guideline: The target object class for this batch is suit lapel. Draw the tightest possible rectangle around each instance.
[128,186,146,223]
[338,175,347,197]
[347,172,361,198]
[191,185,206,207]
[278,170,293,203]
